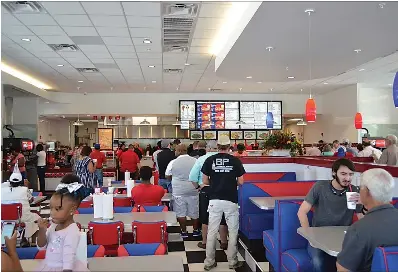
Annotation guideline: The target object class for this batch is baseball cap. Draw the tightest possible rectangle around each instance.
[9,172,22,183]
[207,140,218,150]
[94,144,100,149]
[217,135,231,146]
[161,139,170,148]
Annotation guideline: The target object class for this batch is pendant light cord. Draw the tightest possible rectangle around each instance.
[307,10,313,98]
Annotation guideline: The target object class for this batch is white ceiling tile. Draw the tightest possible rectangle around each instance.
[89,15,127,27]
[66,58,92,65]
[192,29,217,39]
[137,52,162,59]
[2,6,10,14]
[102,37,132,46]
[195,18,223,29]
[58,51,88,59]
[63,27,98,36]
[85,52,112,59]
[97,27,129,37]
[139,60,162,67]
[116,59,140,67]
[41,58,67,65]
[40,36,74,44]
[41,1,86,15]
[2,25,34,36]
[129,27,161,38]
[53,15,92,27]
[191,39,212,47]
[122,2,161,16]
[82,2,123,15]
[199,3,232,18]
[135,45,162,53]
[111,52,137,59]
[91,59,115,64]
[189,47,211,54]
[107,45,135,53]
[1,14,23,26]
[132,37,161,47]
[14,14,57,26]
[28,26,66,36]
[79,45,108,53]
[31,51,61,58]
[126,17,161,28]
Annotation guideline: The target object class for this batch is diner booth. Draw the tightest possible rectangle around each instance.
[237,157,398,272]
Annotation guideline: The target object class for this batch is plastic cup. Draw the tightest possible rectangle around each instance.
[94,188,101,194]
[108,187,114,194]
[346,192,359,210]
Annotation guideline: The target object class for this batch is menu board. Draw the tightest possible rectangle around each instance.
[196,102,225,130]
[180,101,195,121]
[268,102,282,129]
[98,128,113,150]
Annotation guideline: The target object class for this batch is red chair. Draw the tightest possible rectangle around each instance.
[117,243,166,256]
[87,245,106,258]
[113,197,132,207]
[79,201,93,208]
[15,248,46,259]
[132,221,168,244]
[88,221,124,246]
[1,203,23,223]
[132,205,168,212]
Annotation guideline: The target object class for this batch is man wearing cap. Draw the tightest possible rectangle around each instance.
[157,140,176,192]
[89,144,106,187]
[201,136,246,270]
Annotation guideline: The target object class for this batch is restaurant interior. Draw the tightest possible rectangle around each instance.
[1,1,398,272]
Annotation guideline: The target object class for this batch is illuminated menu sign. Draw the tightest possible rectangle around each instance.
[196,102,225,129]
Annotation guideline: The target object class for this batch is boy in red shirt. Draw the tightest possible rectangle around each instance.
[89,144,106,187]
[131,166,165,206]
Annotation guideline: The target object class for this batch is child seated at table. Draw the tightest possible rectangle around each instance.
[36,182,89,272]
[131,166,165,206]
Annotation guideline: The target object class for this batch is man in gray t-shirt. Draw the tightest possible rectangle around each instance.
[297,158,363,272]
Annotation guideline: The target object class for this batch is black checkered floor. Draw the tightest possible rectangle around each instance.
[33,200,270,272]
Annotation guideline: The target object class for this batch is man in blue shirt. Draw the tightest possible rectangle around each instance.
[189,140,228,250]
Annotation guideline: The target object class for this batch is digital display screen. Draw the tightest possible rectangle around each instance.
[21,140,34,151]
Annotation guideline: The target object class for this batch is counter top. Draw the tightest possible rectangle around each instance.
[46,167,116,173]
[239,157,398,177]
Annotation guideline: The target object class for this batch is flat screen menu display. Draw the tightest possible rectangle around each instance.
[196,102,225,130]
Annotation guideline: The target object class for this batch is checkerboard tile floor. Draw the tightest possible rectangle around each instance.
[33,200,270,272]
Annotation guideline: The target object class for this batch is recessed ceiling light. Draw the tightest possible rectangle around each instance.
[184,63,190,66]
[146,48,151,51]
[45,101,50,104]
[354,49,362,53]
[87,115,91,117]
[78,80,84,83]
[359,68,365,72]
[300,89,303,92]
[151,80,156,83]
[257,81,262,84]
[148,65,155,68]
[287,76,295,79]
[246,76,252,79]
[21,38,31,42]
[323,82,329,85]
[270,88,274,92]
[143,38,152,44]
[265,46,274,51]
[222,81,227,84]
[388,83,393,86]
[57,64,64,67]
[176,87,179,91]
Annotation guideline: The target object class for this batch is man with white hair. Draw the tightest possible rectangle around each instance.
[336,168,398,272]
[306,143,321,156]
[374,134,398,165]
[342,138,358,157]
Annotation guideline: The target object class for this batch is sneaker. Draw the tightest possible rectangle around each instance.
[181,231,189,238]
[197,241,206,249]
[229,261,244,269]
[193,229,202,237]
[204,262,218,271]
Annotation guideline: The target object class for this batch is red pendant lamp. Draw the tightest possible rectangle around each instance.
[305,97,316,122]
[354,112,362,129]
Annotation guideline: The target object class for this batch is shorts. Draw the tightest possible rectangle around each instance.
[173,195,199,219]
[199,186,227,225]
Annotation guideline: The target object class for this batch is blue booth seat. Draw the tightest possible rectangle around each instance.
[371,246,398,272]
[263,200,313,272]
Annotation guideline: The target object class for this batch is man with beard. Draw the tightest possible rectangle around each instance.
[297,158,363,272]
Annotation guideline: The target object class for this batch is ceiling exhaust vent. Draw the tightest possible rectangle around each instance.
[162,3,199,17]
[76,68,99,73]
[48,44,79,52]
[163,45,189,53]
[163,17,194,29]
[2,1,45,13]
[164,68,183,74]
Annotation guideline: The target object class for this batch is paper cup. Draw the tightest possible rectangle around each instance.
[108,187,115,194]
[346,192,358,210]
[29,189,33,193]
[94,188,101,194]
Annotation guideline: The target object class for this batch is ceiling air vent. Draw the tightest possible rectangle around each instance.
[163,45,189,53]
[2,1,45,13]
[163,3,199,17]
[164,68,183,74]
[163,17,194,29]
[76,68,99,73]
[48,44,79,52]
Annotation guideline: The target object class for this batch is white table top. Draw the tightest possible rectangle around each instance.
[21,255,184,272]
[74,212,178,231]
[83,193,171,202]
[249,196,305,210]
[297,226,348,257]
[31,196,47,206]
